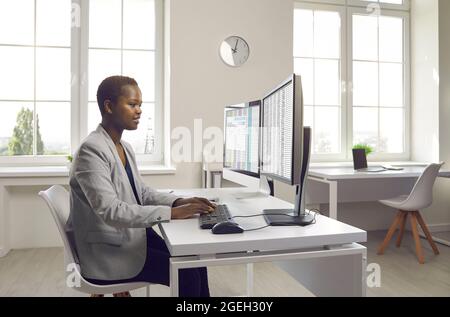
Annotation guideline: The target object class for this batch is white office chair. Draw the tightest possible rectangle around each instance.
[39,185,151,297]
[377,163,444,264]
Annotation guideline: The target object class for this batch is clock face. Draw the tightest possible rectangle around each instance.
[219,36,250,67]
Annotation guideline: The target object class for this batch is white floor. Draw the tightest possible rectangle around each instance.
[0,231,449,297]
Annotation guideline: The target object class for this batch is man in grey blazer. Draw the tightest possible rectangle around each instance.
[68,76,214,297]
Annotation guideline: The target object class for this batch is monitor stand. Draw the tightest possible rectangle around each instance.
[263,210,315,226]
[263,184,315,226]
[234,175,273,199]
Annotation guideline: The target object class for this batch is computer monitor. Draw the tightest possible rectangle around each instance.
[223,101,260,177]
[223,101,273,197]
[261,74,314,226]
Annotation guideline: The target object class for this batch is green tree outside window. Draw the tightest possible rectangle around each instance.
[7,108,44,156]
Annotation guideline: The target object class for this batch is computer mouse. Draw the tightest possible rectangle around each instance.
[211,221,244,234]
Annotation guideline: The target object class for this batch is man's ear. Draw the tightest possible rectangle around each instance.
[104,100,113,114]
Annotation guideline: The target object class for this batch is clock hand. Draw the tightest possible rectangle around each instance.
[233,39,239,52]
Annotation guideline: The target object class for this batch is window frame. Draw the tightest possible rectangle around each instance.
[0,0,165,166]
[295,0,410,162]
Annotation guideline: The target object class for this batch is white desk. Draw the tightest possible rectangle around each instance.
[159,188,367,297]
[308,165,450,220]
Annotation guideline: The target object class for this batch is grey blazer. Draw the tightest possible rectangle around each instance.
[68,124,179,280]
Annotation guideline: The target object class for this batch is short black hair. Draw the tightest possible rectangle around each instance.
[96,75,138,114]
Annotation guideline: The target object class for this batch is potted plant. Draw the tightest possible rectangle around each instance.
[67,155,73,170]
[352,144,374,156]
[352,144,374,170]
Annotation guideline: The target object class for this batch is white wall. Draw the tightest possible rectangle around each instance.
[411,0,440,163]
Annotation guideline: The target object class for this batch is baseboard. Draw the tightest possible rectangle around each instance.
[425,223,450,233]
[417,223,450,247]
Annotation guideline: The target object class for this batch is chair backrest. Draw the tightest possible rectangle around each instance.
[402,162,444,210]
[39,185,77,265]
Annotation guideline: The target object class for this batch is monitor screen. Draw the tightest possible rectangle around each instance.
[261,75,303,185]
[223,102,260,176]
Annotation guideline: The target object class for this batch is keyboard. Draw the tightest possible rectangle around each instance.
[199,204,232,229]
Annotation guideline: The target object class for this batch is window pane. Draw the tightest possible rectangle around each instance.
[315,59,340,106]
[380,108,404,153]
[293,9,313,57]
[36,48,71,100]
[353,61,378,107]
[0,0,34,45]
[123,50,155,102]
[380,63,403,107]
[88,49,122,101]
[123,103,155,154]
[314,11,340,59]
[36,102,70,155]
[0,47,34,100]
[89,0,122,48]
[36,0,71,46]
[0,102,34,156]
[294,58,313,105]
[353,14,378,61]
[314,107,340,154]
[353,107,378,151]
[123,0,155,50]
[379,16,403,63]
[88,102,102,134]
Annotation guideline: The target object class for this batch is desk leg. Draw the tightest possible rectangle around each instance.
[329,181,338,219]
[362,248,367,297]
[0,185,11,258]
[246,263,254,297]
[169,261,179,297]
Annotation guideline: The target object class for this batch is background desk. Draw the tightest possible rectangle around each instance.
[159,188,367,297]
[308,166,450,220]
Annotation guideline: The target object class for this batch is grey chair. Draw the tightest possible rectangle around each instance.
[39,185,151,297]
[377,163,444,264]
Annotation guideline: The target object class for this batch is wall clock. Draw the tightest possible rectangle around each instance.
[219,36,250,67]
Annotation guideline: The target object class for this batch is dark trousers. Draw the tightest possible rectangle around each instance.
[86,228,210,297]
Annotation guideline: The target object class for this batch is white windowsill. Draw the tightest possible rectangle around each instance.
[0,165,177,178]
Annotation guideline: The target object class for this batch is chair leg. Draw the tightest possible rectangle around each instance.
[378,210,403,255]
[396,211,408,247]
[90,294,104,297]
[410,212,425,264]
[414,211,440,255]
[113,291,131,297]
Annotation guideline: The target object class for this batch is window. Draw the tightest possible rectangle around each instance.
[87,0,161,159]
[294,0,410,161]
[0,0,164,164]
[0,0,71,158]
[294,5,345,159]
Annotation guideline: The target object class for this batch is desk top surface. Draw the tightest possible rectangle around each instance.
[159,188,366,257]
[309,166,450,180]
